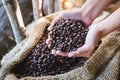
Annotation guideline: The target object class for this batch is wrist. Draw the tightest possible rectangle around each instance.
[95,23,105,38]
[80,0,112,26]
[87,24,103,46]
[79,8,93,26]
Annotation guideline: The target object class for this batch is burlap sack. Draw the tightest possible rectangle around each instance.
[0,10,120,80]
[106,0,120,13]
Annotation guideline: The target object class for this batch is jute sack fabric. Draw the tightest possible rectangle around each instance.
[20,23,120,80]
[0,10,120,80]
[106,0,120,13]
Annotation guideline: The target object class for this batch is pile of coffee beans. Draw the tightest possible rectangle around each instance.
[50,19,89,52]
[13,19,89,78]
[20,31,88,77]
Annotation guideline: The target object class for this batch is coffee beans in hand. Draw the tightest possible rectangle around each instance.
[50,19,89,52]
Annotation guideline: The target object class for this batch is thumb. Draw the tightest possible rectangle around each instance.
[68,44,93,57]
[47,20,56,31]
[76,44,92,54]
[47,16,62,31]
[77,44,93,58]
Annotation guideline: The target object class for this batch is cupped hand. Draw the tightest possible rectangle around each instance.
[46,9,94,57]
[46,9,92,45]
[53,24,102,58]
[48,9,92,31]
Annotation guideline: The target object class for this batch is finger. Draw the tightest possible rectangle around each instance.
[46,38,52,45]
[48,16,62,31]
[48,31,53,38]
[47,23,54,31]
[47,19,58,31]
[51,49,57,56]
[76,44,90,54]
[76,52,91,58]
[69,51,91,58]
[68,51,78,57]
[68,44,93,57]
[68,44,89,57]
[75,44,93,57]
[56,51,69,57]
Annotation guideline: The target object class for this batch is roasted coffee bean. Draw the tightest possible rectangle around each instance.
[50,19,89,52]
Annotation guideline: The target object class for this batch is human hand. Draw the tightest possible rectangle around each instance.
[46,9,92,47]
[50,24,102,58]
[54,8,120,57]
[48,9,92,31]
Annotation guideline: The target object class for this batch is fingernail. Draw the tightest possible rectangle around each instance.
[51,50,56,54]
[48,26,52,31]
[46,39,48,44]
[46,39,50,45]
[48,32,52,38]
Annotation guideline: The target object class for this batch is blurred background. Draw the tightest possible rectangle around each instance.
[0,0,33,59]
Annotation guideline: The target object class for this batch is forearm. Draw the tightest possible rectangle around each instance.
[98,8,120,37]
[81,0,112,22]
